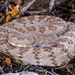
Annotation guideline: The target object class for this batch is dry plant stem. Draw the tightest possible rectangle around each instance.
[21,0,36,13]
[67,68,74,75]
[55,0,70,6]
[26,10,49,15]
[0,15,5,22]
[13,0,22,7]
[26,11,42,15]
[5,0,9,12]
[54,57,72,70]
[49,0,55,11]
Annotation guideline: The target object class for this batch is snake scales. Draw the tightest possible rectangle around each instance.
[0,15,75,66]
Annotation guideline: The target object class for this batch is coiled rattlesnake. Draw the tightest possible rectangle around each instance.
[0,15,75,66]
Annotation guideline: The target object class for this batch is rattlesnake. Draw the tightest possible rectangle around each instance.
[0,15,75,66]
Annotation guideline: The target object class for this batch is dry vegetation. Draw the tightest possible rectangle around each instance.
[0,0,75,75]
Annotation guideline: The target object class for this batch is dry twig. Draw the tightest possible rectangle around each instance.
[49,0,55,11]
[21,0,36,13]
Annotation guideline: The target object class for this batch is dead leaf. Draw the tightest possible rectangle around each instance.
[6,5,20,22]
[4,58,11,66]
[14,59,22,64]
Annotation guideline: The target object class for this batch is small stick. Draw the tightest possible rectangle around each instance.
[21,0,36,13]
[49,0,55,11]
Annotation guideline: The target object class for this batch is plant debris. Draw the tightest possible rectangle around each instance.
[0,0,75,75]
